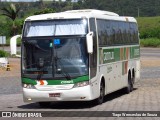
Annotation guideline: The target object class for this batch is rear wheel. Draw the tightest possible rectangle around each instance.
[96,82,105,105]
[38,102,51,108]
[125,73,133,94]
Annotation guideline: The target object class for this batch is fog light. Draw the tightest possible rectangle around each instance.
[23,84,36,89]
[23,84,27,88]
[73,81,89,88]
[80,97,86,99]
[28,98,32,101]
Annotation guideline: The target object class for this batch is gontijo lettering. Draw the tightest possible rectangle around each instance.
[134,48,140,56]
[61,80,74,84]
[104,52,114,61]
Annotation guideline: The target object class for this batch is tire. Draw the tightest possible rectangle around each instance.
[132,70,135,84]
[96,82,105,105]
[38,102,51,108]
[125,73,133,94]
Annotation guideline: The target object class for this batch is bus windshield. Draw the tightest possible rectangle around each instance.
[24,19,87,37]
[22,37,89,79]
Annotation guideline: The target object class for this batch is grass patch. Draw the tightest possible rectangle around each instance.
[140,38,160,47]
[136,16,160,31]
[136,16,160,39]
[0,50,9,57]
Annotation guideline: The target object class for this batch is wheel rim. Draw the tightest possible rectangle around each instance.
[99,83,104,103]
[128,75,133,92]
[130,79,133,91]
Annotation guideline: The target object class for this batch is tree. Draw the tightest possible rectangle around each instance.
[34,8,56,15]
[0,4,20,35]
[39,0,44,9]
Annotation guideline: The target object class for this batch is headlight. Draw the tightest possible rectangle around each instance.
[23,84,36,89]
[73,81,89,88]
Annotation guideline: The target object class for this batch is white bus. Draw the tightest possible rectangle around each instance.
[21,9,140,107]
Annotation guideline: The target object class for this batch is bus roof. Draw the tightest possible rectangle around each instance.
[25,9,137,23]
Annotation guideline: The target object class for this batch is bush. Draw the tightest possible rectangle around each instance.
[140,27,160,39]
[0,19,12,37]
[34,8,55,15]
[0,50,9,57]
[137,16,160,39]
[140,38,160,47]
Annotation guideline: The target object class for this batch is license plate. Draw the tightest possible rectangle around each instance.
[49,93,60,97]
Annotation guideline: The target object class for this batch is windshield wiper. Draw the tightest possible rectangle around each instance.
[24,60,50,80]
[36,60,51,80]
[24,60,50,69]
[55,56,71,80]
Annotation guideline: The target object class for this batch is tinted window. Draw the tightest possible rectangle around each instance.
[97,19,139,47]
[89,18,97,78]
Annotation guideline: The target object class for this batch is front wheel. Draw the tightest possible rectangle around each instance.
[96,82,105,105]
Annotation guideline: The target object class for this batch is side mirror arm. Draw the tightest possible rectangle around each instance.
[86,32,93,54]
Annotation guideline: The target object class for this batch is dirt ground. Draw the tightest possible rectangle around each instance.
[0,58,20,77]
[141,58,160,67]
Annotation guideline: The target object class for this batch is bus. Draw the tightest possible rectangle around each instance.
[21,9,140,107]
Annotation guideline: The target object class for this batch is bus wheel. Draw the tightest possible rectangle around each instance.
[38,102,51,108]
[96,82,105,105]
[125,73,133,94]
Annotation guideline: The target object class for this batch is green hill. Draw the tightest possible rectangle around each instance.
[1,0,160,17]
[136,16,160,47]
[0,1,160,47]
[136,16,160,39]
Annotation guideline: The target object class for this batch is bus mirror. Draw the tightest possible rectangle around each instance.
[86,32,93,54]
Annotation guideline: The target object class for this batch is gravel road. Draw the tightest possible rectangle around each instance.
[0,47,160,120]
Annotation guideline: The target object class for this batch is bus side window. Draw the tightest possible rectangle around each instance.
[133,23,139,44]
[89,18,97,78]
[119,29,123,44]
[97,19,102,46]
[125,22,130,44]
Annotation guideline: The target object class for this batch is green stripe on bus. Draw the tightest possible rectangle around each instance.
[22,78,37,85]
[130,46,140,59]
[103,49,115,63]
[22,75,89,85]
[124,47,126,60]
[99,45,140,64]
[114,48,120,61]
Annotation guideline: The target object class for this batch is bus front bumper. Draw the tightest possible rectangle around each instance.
[23,85,93,102]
